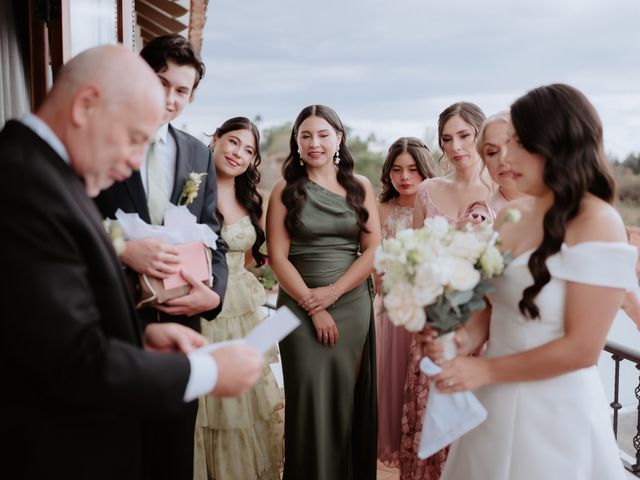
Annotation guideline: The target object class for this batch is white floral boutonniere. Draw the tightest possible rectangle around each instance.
[178,172,207,206]
[103,218,125,256]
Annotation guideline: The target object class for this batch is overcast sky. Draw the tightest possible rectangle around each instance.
[179,0,640,158]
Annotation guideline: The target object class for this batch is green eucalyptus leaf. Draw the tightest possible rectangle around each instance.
[474,279,496,295]
[467,297,487,312]
[445,289,474,306]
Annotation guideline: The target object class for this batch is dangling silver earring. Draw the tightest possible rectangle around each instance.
[334,148,341,165]
[298,148,304,166]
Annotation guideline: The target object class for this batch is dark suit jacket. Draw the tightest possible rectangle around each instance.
[0,121,192,480]
[95,124,228,332]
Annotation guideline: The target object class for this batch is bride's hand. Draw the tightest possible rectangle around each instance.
[420,326,471,363]
[433,356,491,393]
[416,325,439,359]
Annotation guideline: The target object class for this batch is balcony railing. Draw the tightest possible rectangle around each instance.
[605,340,640,477]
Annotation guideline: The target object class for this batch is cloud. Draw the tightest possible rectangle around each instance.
[181,0,640,158]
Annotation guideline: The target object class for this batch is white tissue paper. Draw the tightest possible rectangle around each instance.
[115,204,218,249]
[417,356,487,459]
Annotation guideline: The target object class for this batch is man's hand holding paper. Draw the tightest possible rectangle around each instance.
[186,307,301,399]
[144,322,208,354]
[210,344,264,397]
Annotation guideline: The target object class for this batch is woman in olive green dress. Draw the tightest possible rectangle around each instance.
[266,105,381,480]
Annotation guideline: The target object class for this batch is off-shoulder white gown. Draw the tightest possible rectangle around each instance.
[442,242,638,480]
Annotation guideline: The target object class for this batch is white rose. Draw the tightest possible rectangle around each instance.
[112,236,126,256]
[373,246,387,273]
[420,236,444,262]
[382,237,402,255]
[474,222,495,243]
[413,260,448,306]
[445,257,481,291]
[479,245,504,278]
[384,284,426,332]
[380,262,410,291]
[424,216,451,240]
[406,246,424,266]
[448,230,485,263]
[395,228,416,243]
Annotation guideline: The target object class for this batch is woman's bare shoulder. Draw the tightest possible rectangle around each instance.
[354,174,373,187]
[270,178,287,195]
[566,195,627,244]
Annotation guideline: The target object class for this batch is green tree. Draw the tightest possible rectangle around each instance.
[261,122,292,158]
[347,132,385,193]
[622,151,640,174]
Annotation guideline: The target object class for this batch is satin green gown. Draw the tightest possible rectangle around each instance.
[277,180,377,480]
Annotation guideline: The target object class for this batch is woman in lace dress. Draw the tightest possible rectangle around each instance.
[194,117,284,480]
[376,138,436,467]
[401,102,491,480]
[426,84,634,480]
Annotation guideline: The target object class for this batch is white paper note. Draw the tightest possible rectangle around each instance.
[193,306,300,356]
[245,306,300,353]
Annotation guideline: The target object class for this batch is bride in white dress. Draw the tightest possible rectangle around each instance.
[424,84,638,480]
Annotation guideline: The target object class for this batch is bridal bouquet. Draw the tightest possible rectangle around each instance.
[375,212,518,342]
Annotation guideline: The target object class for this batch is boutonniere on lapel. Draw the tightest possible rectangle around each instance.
[178,172,208,206]
[103,218,126,256]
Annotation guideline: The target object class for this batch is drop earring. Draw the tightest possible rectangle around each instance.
[334,148,341,165]
[298,148,304,166]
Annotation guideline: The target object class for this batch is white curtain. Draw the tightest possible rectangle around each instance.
[0,0,30,127]
[69,0,117,56]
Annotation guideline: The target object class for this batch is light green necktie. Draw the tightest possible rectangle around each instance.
[146,140,168,225]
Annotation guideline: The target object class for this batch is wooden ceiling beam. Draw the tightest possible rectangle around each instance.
[137,15,172,37]
[140,27,157,44]
[138,0,188,18]
[136,2,186,32]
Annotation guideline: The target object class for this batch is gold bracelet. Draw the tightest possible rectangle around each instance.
[329,283,340,306]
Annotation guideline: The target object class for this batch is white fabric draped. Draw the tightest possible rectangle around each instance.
[0,0,30,127]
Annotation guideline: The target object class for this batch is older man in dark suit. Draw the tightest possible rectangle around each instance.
[0,44,262,480]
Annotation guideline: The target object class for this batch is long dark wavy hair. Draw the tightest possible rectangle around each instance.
[379,137,436,203]
[511,84,615,319]
[211,117,266,267]
[281,105,369,234]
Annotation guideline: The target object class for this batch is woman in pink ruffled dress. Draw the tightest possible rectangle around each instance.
[400,102,491,480]
[376,137,436,467]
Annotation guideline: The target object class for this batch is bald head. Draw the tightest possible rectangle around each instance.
[38,45,166,197]
[48,44,164,110]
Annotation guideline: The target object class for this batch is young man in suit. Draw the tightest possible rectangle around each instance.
[94,35,228,480]
[0,45,262,480]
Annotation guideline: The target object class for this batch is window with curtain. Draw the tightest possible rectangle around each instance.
[0,0,30,126]
[69,0,118,56]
